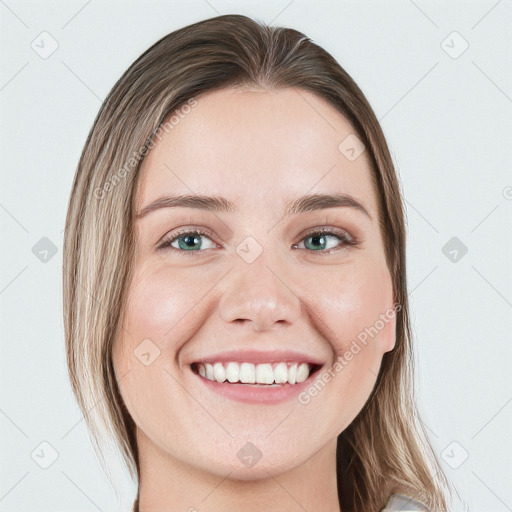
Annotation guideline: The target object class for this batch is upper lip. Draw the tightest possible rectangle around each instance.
[191,349,325,366]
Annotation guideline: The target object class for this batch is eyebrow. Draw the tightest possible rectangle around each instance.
[135,193,371,220]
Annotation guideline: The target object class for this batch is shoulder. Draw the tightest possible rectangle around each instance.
[381,493,431,512]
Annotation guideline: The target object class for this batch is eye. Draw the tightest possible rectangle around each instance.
[293,228,359,254]
[158,226,359,255]
[158,228,216,253]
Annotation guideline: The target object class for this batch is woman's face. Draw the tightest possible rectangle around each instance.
[113,87,396,479]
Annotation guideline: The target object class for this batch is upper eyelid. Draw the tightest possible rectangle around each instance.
[159,226,215,244]
[296,225,353,239]
[155,213,359,240]
[159,226,355,251]
[161,225,351,240]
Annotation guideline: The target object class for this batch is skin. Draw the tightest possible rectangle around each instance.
[112,86,397,512]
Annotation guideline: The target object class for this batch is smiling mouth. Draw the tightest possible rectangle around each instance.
[190,361,323,386]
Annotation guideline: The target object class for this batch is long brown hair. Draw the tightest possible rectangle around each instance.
[63,14,453,511]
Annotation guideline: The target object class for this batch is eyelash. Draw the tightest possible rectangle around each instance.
[157,226,359,256]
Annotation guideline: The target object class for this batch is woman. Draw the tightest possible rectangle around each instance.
[63,14,453,511]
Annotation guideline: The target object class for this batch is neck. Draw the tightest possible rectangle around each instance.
[136,429,341,512]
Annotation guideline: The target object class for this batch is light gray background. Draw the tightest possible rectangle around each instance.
[1,0,511,510]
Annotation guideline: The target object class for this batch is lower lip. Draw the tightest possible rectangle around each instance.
[193,367,321,404]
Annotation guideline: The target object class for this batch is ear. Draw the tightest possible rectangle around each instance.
[380,266,399,354]
[381,304,398,354]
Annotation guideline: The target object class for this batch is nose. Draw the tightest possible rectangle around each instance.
[217,252,302,332]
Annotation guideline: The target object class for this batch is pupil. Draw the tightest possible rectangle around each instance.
[308,234,325,250]
[181,235,200,250]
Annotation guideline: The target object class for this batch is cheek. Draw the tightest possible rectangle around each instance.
[112,267,211,434]
[125,278,178,341]
[120,266,208,351]
[296,259,395,425]
[308,256,395,358]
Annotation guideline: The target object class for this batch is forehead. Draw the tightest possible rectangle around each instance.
[135,87,378,219]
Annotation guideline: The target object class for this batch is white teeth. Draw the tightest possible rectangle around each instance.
[213,362,226,383]
[273,362,288,384]
[205,363,214,380]
[255,363,274,384]
[196,361,314,385]
[239,362,255,383]
[288,363,297,384]
[226,362,239,383]
[296,362,309,383]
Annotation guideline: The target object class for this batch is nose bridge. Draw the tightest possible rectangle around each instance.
[217,244,302,331]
